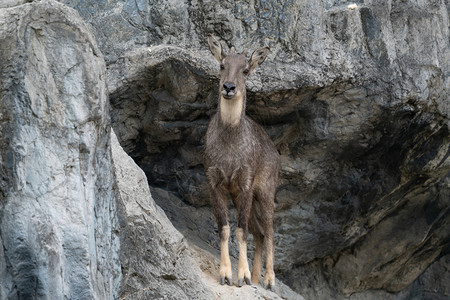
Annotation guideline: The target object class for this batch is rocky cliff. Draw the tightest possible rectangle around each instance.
[0,1,120,297]
[0,1,213,299]
[1,0,449,299]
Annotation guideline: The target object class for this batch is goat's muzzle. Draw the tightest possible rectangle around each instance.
[222,82,236,99]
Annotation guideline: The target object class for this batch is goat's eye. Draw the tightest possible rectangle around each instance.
[220,64,224,70]
[243,68,249,75]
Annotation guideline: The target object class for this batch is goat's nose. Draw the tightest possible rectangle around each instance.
[223,82,236,92]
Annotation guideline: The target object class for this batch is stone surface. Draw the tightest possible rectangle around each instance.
[0,1,119,298]
[191,243,304,300]
[111,131,214,299]
[107,45,217,207]
[0,2,221,300]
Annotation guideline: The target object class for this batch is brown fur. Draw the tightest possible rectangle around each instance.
[204,35,280,289]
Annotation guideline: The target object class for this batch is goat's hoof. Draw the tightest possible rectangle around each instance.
[246,277,253,286]
[264,281,276,292]
[220,276,232,286]
[227,277,233,286]
[237,277,252,287]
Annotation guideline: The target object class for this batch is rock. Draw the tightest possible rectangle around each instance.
[43,0,450,298]
[0,1,119,298]
[111,131,213,299]
[405,254,450,299]
[0,0,31,9]
[107,45,217,207]
[191,243,304,300]
[0,1,214,300]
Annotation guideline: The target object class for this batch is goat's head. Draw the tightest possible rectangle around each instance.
[207,35,269,101]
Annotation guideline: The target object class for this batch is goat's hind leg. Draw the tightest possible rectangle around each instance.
[262,218,275,291]
[248,198,264,284]
[256,184,276,291]
[235,190,254,287]
[250,227,264,284]
[249,208,264,284]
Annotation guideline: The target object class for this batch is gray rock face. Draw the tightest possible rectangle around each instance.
[0,1,213,299]
[111,131,213,299]
[0,1,119,298]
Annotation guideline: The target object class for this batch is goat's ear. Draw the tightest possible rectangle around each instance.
[249,46,270,74]
[207,34,226,63]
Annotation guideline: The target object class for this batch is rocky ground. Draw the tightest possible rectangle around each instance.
[191,244,303,300]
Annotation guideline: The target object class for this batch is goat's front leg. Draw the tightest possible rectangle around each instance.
[219,224,232,286]
[210,187,232,286]
[236,228,252,287]
[236,190,253,287]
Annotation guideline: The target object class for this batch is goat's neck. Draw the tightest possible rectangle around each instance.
[219,94,245,127]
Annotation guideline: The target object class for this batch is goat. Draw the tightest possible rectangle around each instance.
[203,34,280,291]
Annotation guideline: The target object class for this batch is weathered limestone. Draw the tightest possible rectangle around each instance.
[0,1,119,298]
[111,131,213,299]
[0,1,214,299]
